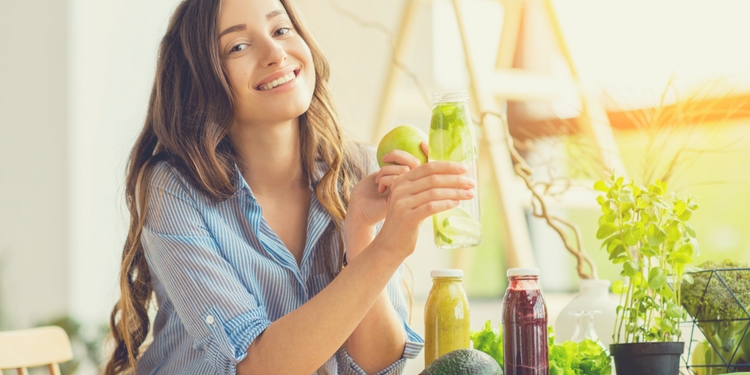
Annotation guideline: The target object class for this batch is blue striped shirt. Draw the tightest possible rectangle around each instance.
[135,155,423,375]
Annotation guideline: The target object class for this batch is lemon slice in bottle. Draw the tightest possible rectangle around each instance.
[434,207,481,245]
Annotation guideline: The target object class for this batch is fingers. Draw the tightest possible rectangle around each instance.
[412,199,461,218]
[377,175,398,193]
[375,164,410,185]
[421,141,429,160]
[380,149,422,169]
[395,174,475,196]
[404,187,475,210]
[401,161,468,182]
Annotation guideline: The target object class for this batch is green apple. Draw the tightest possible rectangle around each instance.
[376,124,428,168]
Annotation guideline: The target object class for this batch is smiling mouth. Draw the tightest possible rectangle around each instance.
[257,69,300,91]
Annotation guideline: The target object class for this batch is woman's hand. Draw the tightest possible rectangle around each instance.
[373,160,475,260]
[376,161,476,258]
[346,143,429,228]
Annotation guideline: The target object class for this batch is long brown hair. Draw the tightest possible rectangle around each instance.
[103,0,366,373]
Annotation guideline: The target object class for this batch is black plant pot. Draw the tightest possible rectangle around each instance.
[610,342,684,375]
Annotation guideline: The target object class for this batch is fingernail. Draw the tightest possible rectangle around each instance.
[458,164,468,171]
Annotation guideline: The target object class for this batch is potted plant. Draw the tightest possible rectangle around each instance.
[595,175,698,374]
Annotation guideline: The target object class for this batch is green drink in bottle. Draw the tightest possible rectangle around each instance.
[429,90,481,249]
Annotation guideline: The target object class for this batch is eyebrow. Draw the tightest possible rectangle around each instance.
[218,9,288,39]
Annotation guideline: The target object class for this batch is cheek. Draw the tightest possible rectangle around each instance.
[300,47,316,90]
[225,59,252,93]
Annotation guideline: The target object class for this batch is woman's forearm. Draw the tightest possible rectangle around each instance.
[346,290,406,373]
[344,222,407,373]
[237,236,404,375]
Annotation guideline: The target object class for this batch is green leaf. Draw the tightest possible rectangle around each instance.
[648,267,667,290]
[640,246,658,257]
[648,181,664,196]
[623,223,645,246]
[675,243,694,257]
[612,255,629,264]
[632,272,646,287]
[674,199,687,216]
[668,252,692,265]
[660,319,674,333]
[620,193,636,204]
[622,261,639,277]
[613,280,626,294]
[659,287,674,299]
[596,223,618,240]
[594,180,609,192]
[666,303,684,319]
[647,223,668,246]
[659,179,668,194]
[653,197,670,210]
[607,238,622,252]
[678,208,693,221]
[636,196,651,210]
[668,222,681,242]
[609,244,626,260]
[688,237,700,256]
[469,320,503,366]
[596,195,609,207]
[684,223,696,238]
[603,237,621,253]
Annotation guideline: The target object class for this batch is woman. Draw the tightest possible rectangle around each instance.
[104,0,475,374]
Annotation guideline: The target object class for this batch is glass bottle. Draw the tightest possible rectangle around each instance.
[502,268,549,375]
[429,90,481,249]
[554,279,618,346]
[424,269,471,368]
[570,311,607,351]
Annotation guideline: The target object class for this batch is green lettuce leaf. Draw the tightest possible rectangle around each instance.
[470,320,503,366]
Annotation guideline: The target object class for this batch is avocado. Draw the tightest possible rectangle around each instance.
[420,349,503,375]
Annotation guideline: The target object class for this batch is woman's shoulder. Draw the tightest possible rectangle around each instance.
[150,159,188,188]
[147,158,205,202]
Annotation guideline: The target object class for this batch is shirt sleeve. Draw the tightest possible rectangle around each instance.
[141,162,271,375]
[336,265,425,375]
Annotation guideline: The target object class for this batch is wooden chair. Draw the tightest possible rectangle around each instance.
[0,326,73,375]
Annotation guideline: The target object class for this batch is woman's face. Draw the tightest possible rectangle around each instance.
[218,0,316,127]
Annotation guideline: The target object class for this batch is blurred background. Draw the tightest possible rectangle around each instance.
[2,0,750,373]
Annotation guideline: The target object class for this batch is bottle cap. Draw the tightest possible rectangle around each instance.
[507,268,540,277]
[431,269,463,278]
[432,89,469,104]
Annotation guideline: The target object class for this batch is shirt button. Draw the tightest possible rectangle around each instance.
[205,315,215,325]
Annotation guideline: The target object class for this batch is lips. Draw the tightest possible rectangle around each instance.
[255,68,300,91]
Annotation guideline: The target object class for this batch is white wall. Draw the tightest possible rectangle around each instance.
[0,0,70,329]
[67,0,183,329]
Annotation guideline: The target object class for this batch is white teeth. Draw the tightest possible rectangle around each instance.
[260,71,297,91]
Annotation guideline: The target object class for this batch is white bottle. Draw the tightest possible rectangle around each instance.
[554,279,618,346]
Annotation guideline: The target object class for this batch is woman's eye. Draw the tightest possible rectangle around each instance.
[274,27,291,37]
[230,44,247,53]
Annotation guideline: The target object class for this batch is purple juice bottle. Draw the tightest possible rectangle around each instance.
[502,268,549,375]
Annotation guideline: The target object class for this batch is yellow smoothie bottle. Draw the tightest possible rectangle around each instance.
[424,269,471,368]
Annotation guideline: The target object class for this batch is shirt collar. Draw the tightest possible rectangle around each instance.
[232,158,329,199]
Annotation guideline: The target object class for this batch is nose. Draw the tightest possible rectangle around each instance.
[260,39,287,67]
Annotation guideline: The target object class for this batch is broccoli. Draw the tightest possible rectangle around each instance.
[682,260,750,374]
